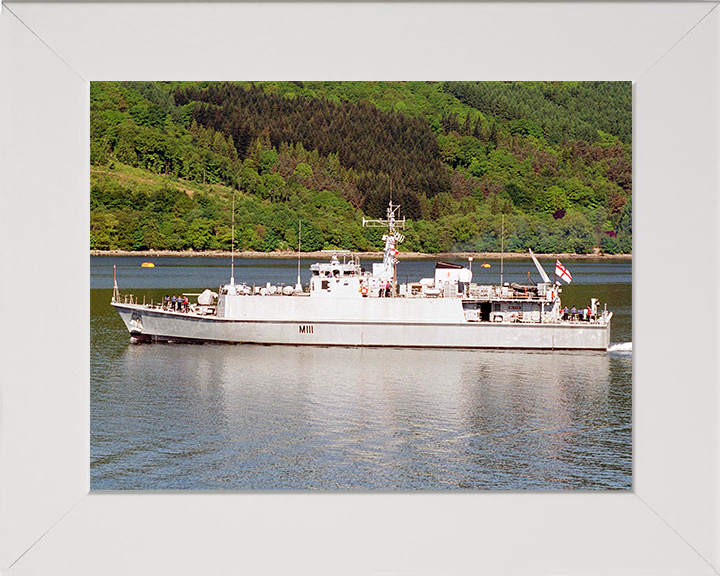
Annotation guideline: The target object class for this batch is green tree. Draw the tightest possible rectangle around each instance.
[541,186,568,214]
[259,149,279,175]
[187,218,214,250]
[294,163,313,178]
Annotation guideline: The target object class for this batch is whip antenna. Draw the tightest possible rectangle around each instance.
[296,220,302,292]
[230,191,235,288]
[501,214,504,286]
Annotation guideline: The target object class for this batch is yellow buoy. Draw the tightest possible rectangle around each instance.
[481,263,491,268]
[141,262,155,268]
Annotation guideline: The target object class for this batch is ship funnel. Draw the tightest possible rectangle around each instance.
[529,249,551,284]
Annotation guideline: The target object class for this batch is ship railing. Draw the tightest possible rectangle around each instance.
[120,293,213,314]
[558,316,606,325]
[510,313,610,325]
[499,313,610,325]
[121,292,154,308]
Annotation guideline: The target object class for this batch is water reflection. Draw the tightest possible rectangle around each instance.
[92,342,629,490]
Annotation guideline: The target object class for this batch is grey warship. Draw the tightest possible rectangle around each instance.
[112,202,612,350]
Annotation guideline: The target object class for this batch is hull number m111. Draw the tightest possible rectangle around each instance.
[299,325,314,334]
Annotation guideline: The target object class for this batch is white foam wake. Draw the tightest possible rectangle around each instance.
[608,342,632,353]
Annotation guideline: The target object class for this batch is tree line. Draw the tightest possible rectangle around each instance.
[90,81,632,254]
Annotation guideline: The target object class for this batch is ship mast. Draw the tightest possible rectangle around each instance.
[112,264,119,302]
[363,201,405,295]
[227,191,238,294]
[231,192,236,288]
[500,214,504,286]
[296,220,302,292]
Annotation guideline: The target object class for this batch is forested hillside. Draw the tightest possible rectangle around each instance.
[91,81,632,254]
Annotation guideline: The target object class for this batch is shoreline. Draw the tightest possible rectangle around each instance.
[91,249,632,261]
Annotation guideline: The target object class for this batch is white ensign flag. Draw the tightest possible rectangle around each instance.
[555,260,572,283]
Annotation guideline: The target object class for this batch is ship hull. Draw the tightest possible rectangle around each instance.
[112,302,612,350]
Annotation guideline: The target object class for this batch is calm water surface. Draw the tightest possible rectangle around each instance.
[91,256,632,490]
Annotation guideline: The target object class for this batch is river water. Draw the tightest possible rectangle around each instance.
[91,256,632,490]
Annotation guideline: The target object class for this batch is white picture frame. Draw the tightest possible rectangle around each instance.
[1,2,718,574]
